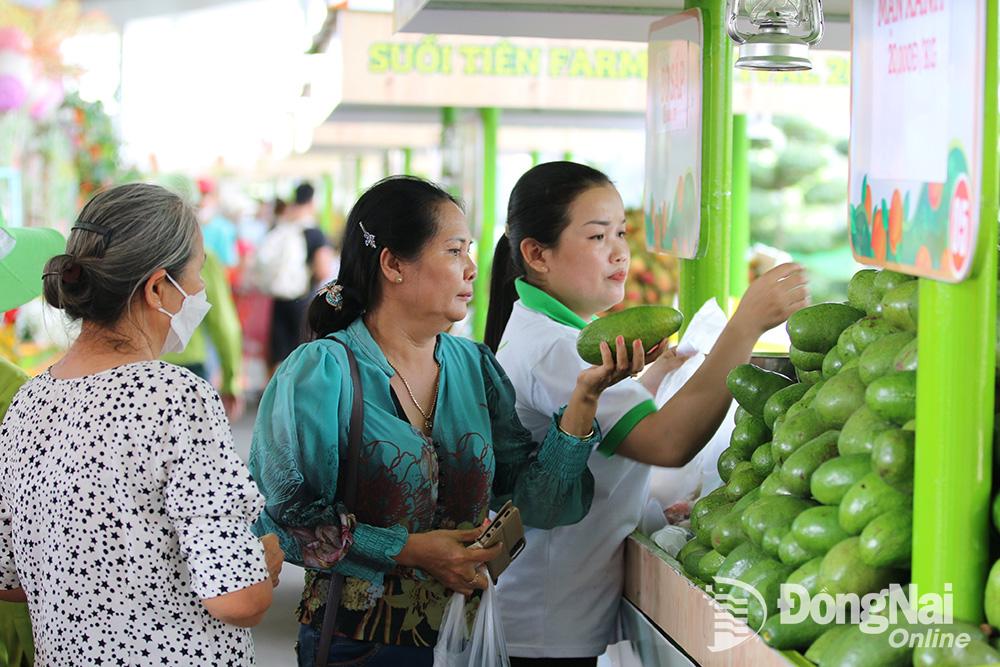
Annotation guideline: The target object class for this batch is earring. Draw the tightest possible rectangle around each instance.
[396,277,403,283]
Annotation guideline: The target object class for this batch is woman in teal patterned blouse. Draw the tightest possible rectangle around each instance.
[249,176,646,666]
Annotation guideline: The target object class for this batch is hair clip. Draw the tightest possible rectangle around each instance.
[72,220,114,246]
[320,280,344,310]
[359,221,376,249]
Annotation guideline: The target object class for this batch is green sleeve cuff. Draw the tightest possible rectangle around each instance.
[337,523,408,582]
[537,410,601,482]
[597,399,657,458]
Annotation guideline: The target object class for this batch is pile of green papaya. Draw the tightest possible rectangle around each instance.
[678,268,997,665]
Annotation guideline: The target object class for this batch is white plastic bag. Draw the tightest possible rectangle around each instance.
[433,577,510,667]
[648,299,738,517]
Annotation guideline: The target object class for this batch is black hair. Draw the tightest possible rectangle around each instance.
[484,161,612,352]
[308,175,461,337]
[294,182,315,206]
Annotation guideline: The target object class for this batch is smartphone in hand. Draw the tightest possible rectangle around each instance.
[470,500,526,584]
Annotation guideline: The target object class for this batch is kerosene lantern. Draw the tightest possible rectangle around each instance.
[726,0,825,71]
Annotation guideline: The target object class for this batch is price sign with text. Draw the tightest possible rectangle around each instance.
[849,0,984,281]
[644,10,702,258]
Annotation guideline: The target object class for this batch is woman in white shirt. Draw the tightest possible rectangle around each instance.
[483,162,809,666]
[0,183,283,666]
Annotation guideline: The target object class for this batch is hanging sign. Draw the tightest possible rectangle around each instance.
[848,0,985,280]
[643,10,703,258]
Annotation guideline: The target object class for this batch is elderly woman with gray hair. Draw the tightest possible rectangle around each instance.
[0,183,283,666]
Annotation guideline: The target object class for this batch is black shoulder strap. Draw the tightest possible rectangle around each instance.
[316,336,364,667]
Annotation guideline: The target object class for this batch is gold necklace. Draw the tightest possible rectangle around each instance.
[387,359,440,433]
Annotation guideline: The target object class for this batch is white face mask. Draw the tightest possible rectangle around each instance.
[157,273,211,355]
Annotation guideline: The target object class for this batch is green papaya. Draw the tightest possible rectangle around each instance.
[914,638,1000,666]
[778,530,821,567]
[839,472,911,535]
[822,347,844,379]
[713,541,769,595]
[762,557,827,651]
[984,558,1000,628]
[711,510,748,556]
[797,368,823,385]
[732,486,762,515]
[772,407,829,463]
[763,383,810,429]
[818,620,914,667]
[730,415,771,455]
[785,380,827,421]
[818,537,898,597]
[866,371,917,425]
[871,428,915,493]
[717,447,747,483]
[837,323,862,361]
[859,509,912,568]
[734,405,751,425]
[814,367,868,428]
[805,625,855,665]
[786,303,865,353]
[811,454,872,505]
[852,316,900,354]
[848,268,881,315]
[839,405,895,455]
[894,337,918,371]
[760,469,799,497]
[873,269,915,296]
[726,466,766,501]
[725,364,794,418]
[725,559,795,631]
[694,548,726,581]
[858,331,916,385]
[790,345,826,371]
[751,442,777,477]
[780,430,840,496]
[792,505,851,553]
[576,305,684,364]
[881,280,919,332]
[691,488,731,530]
[679,540,712,577]
[741,495,815,547]
[762,525,789,558]
[695,501,735,546]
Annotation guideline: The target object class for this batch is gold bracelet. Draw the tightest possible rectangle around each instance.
[558,422,596,440]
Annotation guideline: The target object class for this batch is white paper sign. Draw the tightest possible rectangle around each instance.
[869,2,949,181]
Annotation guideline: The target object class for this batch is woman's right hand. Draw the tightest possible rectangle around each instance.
[730,263,809,338]
[395,528,503,596]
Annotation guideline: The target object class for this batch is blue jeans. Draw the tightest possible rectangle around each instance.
[296,623,434,667]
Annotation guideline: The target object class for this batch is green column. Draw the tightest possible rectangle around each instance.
[403,147,413,175]
[472,108,500,341]
[912,0,998,622]
[441,107,460,197]
[320,172,334,238]
[530,150,541,167]
[730,114,750,298]
[562,150,573,162]
[678,0,733,324]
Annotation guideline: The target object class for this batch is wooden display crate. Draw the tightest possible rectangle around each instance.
[623,533,811,667]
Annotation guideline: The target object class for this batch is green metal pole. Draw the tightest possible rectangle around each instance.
[472,108,500,342]
[441,107,460,198]
[678,0,733,324]
[531,150,541,167]
[730,113,750,299]
[320,172,334,238]
[912,0,998,622]
[403,147,413,175]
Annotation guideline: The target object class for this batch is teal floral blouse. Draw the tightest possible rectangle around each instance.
[249,318,599,647]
